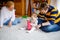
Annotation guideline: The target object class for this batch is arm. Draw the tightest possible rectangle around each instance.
[42,21,51,26]
[41,8,59,26]
[8,10,15,26]
[11,10,15,22]
[0,8,4,27]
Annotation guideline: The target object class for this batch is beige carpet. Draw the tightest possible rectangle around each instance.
[0,18,60,40]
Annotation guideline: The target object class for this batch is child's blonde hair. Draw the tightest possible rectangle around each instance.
[6,1,14,8]
[31,13,37,18]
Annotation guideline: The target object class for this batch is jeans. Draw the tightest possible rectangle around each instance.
[38,18,60,32]
[4,18,20,25]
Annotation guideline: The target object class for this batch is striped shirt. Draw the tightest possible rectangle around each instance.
[38,5,60,25]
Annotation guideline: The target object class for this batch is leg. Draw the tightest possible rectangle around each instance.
[57,22,60,26]
[15,18,20,23]
[4,19,11,25]
[38,18,44,25]
[40,24,60,32]
[12,18,20,25]
[36,18,44,29]
[4,18,20,25]
[38,18,47,25]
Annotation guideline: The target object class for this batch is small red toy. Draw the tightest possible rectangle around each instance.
[27,19,32,30]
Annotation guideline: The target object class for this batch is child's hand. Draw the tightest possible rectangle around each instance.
[36,24,41,30]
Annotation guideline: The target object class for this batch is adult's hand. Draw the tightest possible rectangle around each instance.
[42,22,51,26]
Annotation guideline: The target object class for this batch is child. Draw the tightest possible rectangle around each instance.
[32,2,40,14]
[27,13,38,33]
[0,1,20,28]
[32,2,37,13]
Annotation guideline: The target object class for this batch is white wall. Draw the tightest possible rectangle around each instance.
[57,0,60,12]
[50,0,60,12]
[50,0,57,7]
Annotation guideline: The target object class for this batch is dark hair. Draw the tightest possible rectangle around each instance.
[33,1,40,4]
[40,2,48,10]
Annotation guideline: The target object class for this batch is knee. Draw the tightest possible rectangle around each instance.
[40,25,60,32]
[12,23,17,25]
[12,21,17,25]
[57,22,60,26]
[15,18,20,23]
[40,26,53,32]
